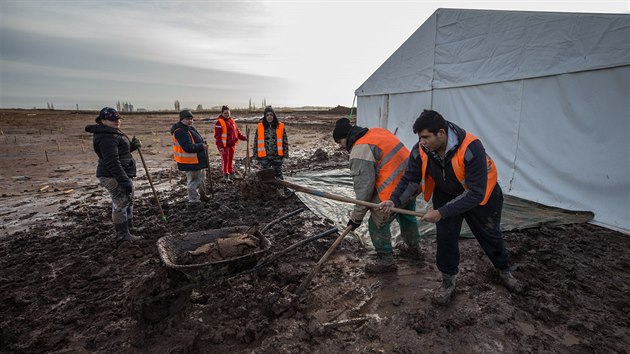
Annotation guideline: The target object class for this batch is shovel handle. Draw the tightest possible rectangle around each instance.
[276,180,425,217]
[295,225,353,296]
[136,148,167,222]
[121,131,167,222]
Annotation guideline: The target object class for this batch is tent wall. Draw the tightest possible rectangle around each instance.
[357,65,630,232]
[511,65,630,232]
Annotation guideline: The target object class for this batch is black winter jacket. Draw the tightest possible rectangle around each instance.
[84,123,137,184]
[390,121,493,219]
[170,122,208,171]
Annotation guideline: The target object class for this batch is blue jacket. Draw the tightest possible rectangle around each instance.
[390,121,492,218]
[170,122,209,171]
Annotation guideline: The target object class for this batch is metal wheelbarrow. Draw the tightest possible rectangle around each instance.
[156,208,338,282]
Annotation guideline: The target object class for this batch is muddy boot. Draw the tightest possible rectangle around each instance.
[223,174,231,183]
[497,269,523,293]
[364,253,397,274]
[199,193,210,202]
[431,273,457,306]
[397,243,425,261]
[115,223,142,242]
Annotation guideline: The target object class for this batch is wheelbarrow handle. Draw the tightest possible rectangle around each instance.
[227,227,339,277]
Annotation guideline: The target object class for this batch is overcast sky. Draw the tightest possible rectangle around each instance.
[1,0,628,111]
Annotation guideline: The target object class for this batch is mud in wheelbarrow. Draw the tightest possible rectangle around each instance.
[157,225,272,282]
[157,208,306,282]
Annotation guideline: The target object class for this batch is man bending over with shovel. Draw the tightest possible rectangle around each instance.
[333,118,424,273]
[379,110,522,305]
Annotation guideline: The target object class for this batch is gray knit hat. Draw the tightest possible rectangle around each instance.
[179,110,194,121]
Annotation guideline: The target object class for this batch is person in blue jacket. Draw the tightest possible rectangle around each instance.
[170,110,209,206]
[379,109,522,305]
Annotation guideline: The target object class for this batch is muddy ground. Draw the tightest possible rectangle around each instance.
[0,109,629,353]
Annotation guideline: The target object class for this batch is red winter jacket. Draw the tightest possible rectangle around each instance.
[214,115,246,149]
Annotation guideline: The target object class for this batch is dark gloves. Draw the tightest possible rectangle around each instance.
[131,136,142,149]
[119,180,133,194]
[347,219,361,231]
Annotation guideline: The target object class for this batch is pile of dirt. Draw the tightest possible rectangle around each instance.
[327,105,353,115]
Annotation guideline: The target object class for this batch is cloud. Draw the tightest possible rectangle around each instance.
[0,1,296,109]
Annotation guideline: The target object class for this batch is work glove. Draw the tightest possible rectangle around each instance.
[347,219,362,231]
[131,136,142,149]
[119,180,133,195]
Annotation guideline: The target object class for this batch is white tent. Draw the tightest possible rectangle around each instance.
[355,9,630,234]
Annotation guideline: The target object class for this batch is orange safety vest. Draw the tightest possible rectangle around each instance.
[216,117,234,148]
[172,128,200,164]
[257,122,285,158]
[419,132,497,205]
[353,128,409,201]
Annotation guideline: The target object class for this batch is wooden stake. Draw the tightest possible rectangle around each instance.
[246,125,251,174]
[81,141,85,153]
[45,150,49,162]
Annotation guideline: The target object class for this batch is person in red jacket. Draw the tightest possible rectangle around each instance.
[214,105,247,182]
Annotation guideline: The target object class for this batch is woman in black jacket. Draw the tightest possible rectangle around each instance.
[85,107,142,242]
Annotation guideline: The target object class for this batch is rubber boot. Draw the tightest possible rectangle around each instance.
[397,243,425,261]
[497,269,523,293]
[115,222,142,242]
[364,253,397,274]
[431,273,457,306]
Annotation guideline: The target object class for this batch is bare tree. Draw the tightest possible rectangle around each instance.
[174,100,180,111]
[196,104,203,111]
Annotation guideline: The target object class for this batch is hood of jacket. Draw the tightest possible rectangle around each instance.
[345,125,369,152]
[170,121,189,135]
[85,123,122,135]
[261,111,279,128]
[420,120,466,163]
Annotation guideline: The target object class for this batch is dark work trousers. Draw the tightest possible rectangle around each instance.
[433,185,510,275]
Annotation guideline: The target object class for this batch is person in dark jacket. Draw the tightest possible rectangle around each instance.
[332,118,423,274]
[170,110,209,206]
[253,106,288,180]
[85,107,142,242]
[379,109,522,305]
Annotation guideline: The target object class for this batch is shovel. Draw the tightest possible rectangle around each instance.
[295,225,353,295]
[122,132,167,222]
[256,169,426,218]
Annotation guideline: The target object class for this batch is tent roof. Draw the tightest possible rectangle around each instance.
[356,8,630,96]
